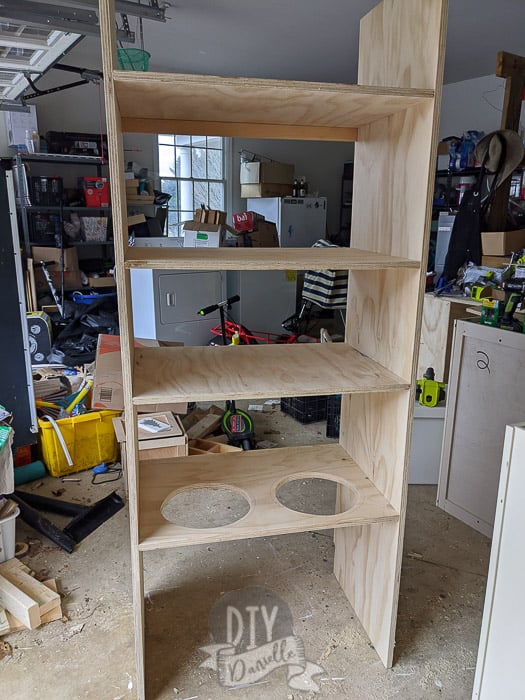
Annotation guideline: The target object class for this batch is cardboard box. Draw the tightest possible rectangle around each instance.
[31,246,82,292]
[481,229,525,256]
[182,221,237,248]
[240,183,293,199]
[113,412,186,444]
[92,334,187,414]
[31,246,79,270]
[481,255,510,268]
[88,275,116,288]
[234,221,279,247]
[240,161,294,185]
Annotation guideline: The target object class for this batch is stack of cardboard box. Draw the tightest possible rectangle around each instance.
[240,161,294,198]
[31,246,82,293]
[481,229,525,267]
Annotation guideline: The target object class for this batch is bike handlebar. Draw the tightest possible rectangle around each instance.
[198,294,240,317]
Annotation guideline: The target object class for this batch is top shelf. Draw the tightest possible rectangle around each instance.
[112,71,434,139]
[15,153,106,166]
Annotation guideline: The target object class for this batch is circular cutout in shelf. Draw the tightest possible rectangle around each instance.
[161,486,250,528]
[275,477,358,515]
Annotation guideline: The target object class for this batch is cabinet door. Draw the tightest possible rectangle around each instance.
[156,271,225,345]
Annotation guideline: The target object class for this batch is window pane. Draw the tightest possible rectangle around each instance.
[158,144,174,177]
[191,148,206,179]
[158,134,174,145]
[160,178,178,210]
[207,136,222,150]
[175,146,191,177]
[209,182,224,210]
[193,180,208,209]
[175,135,191,146]
[167,210,182,237]
[191,135,206,147]
[179,180,193,213]
[207,148,223,179]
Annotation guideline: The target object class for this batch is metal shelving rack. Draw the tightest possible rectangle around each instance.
[13,152,111,255]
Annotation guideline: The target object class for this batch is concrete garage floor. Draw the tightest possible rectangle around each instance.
[0,402,491,700]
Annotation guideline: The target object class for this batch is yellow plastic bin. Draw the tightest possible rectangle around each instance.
[38,410,121,477]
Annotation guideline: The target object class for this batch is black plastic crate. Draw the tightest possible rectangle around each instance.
[281,395,328,424]
[326,394,342,438]
[30,176,64,206]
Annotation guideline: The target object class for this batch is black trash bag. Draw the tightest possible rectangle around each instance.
[48,296,119,366]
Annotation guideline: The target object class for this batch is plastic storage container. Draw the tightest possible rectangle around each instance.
[0,506,20,563]
[280,395,328,424]
[38,410,121,477]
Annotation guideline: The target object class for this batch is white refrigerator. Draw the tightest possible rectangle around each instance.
[246,196,327,246]
[229,196,328,335]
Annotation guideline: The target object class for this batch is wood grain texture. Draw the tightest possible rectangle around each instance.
[138,445,399,550]
[121,118,358,142]
[0,561,59,615]
[133,344,410,405]
[0,573,40,630]
[417,294,479,383]
[99,1,145,696]
[337,0,448,671]
[124,246,420,271]
[358,0,446,90]
[114,71,432,134]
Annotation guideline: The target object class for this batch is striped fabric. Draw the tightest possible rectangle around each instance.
[301,239,348,309]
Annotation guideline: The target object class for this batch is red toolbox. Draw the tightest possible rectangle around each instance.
[83,177,110,208]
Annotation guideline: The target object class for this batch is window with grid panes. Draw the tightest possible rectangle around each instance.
[158,134,226,236]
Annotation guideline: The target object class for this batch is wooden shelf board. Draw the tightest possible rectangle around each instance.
[124,246,420,271]
[138,444,399,550]
[113,71,432,136]
[132,343,410,405]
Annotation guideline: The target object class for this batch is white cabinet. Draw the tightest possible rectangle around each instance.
[472,423,525,699]
[437,320,525,536]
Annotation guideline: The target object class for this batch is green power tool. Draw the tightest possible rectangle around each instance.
[416,368,446,408]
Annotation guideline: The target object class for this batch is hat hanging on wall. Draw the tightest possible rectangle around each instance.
[475,129,524,188]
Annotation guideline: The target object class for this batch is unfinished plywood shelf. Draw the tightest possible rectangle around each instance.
[132,343,410,405]
[138,445,399,550]
[114,70,433,139]
[99,0,447,695]
[124,246,420,271]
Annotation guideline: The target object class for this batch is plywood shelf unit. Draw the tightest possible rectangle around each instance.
[99,0,447,696]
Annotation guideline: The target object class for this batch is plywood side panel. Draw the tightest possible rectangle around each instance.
[345,268,420,381]
[340,392,412,511]
[98,1,144,697]
[351,102,436,260]
[334,521,400,667]
[359,0,447,90]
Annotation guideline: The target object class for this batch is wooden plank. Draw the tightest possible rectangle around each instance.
[138,444,399,550]
[0,606,9,634]
[336,0,448,670]
[186,414,222,440]
[99,0,145,696]
[3,580,62,634]
[27,258,37,312]
[121,118,358,142]
[124,246,420,271]
[0,573,40,630]
[114,71,432,134]
[0,560,60,616]
[133,344,410,406]
[417,294,479,383]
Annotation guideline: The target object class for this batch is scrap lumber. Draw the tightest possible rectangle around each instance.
[0,559,60,615]
[0,573,40,630]
[5,580,62,634]
[186,413,222,440]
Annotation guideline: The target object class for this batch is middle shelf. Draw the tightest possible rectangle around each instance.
[133,343,410,404]
[138,443,400,550]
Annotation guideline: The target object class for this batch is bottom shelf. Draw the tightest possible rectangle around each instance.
[138,444,399,550]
